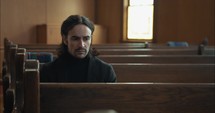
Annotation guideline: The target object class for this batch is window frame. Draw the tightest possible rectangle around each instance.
[122,0,155,42]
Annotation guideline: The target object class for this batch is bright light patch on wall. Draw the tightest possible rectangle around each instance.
[127,0,154,40]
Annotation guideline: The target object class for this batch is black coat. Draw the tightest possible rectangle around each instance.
[40,53,117,82]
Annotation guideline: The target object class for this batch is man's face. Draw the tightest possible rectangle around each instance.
[63,24,92,59]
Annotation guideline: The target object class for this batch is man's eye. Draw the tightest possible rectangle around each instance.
[83,36,90,41]
[71,37,79,40]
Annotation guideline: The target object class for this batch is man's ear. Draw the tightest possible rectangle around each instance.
[62,35,68,45]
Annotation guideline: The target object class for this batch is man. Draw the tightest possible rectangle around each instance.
[40,15,117,82]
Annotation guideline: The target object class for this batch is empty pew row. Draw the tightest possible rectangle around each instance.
[28,54,214,64]
[18,42,210,49]
[19,44,215,64]
[19,49,215,65]
[23,48,215,56]
[18,43,147,49]
[96,44,214,55]
[112,63,215,83]
[98,48,199,55]
[18,43,215,55]
[27,52,215,64]
[99,55,215,64]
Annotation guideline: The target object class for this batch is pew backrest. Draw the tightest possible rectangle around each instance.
[18,43,215,55]
[39,83,215,113]
[97,48,199,55]
[99,55,215,64]
[112,63,215,83]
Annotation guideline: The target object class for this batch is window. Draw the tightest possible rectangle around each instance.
[123,0,154,42]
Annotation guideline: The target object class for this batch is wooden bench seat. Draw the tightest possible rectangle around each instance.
[112,63,215,83]
[99,55,215,64]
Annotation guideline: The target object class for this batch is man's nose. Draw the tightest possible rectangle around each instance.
[78,39,85,47]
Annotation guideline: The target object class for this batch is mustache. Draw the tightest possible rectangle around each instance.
[75,47,87,52]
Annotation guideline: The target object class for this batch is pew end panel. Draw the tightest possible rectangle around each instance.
[23,59,40,113]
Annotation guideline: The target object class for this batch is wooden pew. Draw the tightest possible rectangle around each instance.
[5,40,215,84]
[40,83,215,113]
[99,55,215,64]
[18,44,215,56]
[2,38,14,113]
[3,40,214,113]
[2,44,27,113]
[24,80,215,113]
[18,44,59,55]
[5,53,40,113]
[97,48,199,55]
[112,63,215,83]
[21,48,201,56]
[22,65,215,113]
[23,60,40,113]
[18,43,204,49]
[2,39,30,113]
[18,43,146,49]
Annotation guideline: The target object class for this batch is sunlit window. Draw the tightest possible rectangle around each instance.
[127,0,154,40]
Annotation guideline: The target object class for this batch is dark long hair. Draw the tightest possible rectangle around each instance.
[58,15,97,56]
